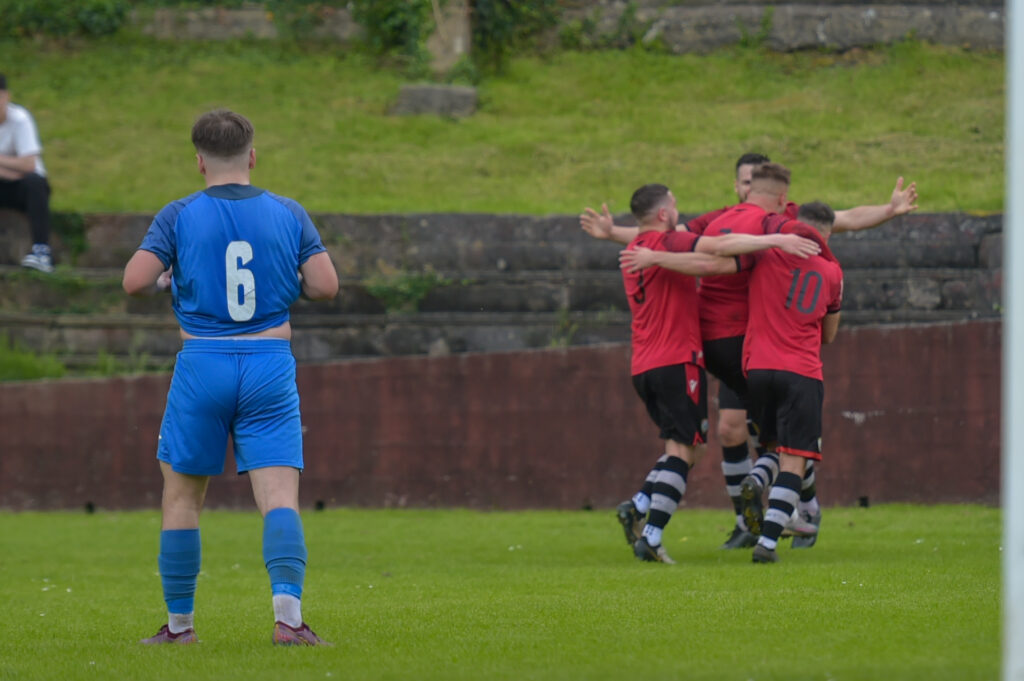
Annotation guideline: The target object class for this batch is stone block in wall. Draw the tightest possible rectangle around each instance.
[79,213,152,268]
[391,85,478,117]
[561,1,1004,53]
[0,209,30,266]
[133,5,361,42]
[768,5,1003,51]
[979,233,1002,269]
[841,267,1000,313]
[419,276,569,313]
[425,0,471,74]
[317,212,611,274]
[829,213,985,269]
[567,274,628,312]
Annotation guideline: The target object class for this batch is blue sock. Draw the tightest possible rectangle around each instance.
[263,508,307,599]
[158,528,201,614]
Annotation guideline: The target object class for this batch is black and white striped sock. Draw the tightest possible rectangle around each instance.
[721,444,751,524]
[800,461,816,501]
[799,461,820,515]
[749,451,780,490]
[633,453,669,515]
[758,471,802,550]
[642,456,691,547]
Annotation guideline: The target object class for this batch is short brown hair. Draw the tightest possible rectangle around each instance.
[751,162,791,187]
[797,201,835,234]
[630,184,671,223]
[191,109,254,159]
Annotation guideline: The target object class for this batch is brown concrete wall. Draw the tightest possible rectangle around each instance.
[0,320,1000,511]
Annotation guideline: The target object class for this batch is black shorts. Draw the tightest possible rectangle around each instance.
[632,363,709,446]
[702,335,750,411]
[746,369,824,460]
[717,381,750,412]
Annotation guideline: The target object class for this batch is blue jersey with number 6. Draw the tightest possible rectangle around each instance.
[139,184,326,337]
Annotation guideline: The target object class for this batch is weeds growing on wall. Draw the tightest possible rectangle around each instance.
[364,263,451,313]
[0,334,66,381]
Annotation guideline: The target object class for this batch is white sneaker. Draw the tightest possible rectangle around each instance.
[780,509,819,538]
[21,245,54,273]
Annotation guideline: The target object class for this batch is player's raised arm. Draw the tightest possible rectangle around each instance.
[580,203,639,244]
[832,177,918,233]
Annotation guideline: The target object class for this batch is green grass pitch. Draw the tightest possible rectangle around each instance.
[0,504,998,681]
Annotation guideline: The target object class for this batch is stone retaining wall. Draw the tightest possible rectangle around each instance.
[0,209,1004,364]
[131,2,1004,52]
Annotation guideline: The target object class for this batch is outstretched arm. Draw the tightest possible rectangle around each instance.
[580,203,639,245]
[832,177,918,233]
[620,247,738,276]
[695,233,820,258]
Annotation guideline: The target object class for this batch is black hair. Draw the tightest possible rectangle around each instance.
[735,153,771,173]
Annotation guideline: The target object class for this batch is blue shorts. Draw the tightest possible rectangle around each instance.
[157,338,303,476]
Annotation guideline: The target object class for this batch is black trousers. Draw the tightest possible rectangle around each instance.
[0,172,51,245]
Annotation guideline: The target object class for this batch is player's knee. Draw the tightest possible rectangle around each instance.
[717,412,748,445]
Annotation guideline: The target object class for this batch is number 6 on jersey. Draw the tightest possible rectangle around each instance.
[226,240,256,321]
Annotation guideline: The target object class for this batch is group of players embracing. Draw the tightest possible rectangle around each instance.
[580,153,918,564]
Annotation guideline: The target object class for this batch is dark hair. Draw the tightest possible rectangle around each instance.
[191,109,254,159]
[0,73,7,91]
[630,184,671,222]
[751,162,791,187]
[797,201,835,228]
[735,152,770,173]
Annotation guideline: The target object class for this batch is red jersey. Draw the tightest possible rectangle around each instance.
[685,201,798,236]
[743,222,843,380]
[685,207,729,235]
[623,229,704,375]
[695,201,799,340]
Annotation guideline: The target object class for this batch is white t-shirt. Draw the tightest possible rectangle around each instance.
[0,103,46,177]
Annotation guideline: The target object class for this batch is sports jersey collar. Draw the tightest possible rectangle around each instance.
[203,184,265,200]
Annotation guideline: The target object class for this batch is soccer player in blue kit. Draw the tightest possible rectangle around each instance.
[123,109,339,646]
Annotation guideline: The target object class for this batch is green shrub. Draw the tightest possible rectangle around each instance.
[349,0,432,58]
[0,0,130,38]
[471,0,559,72]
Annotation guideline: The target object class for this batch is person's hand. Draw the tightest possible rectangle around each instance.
[580,203,614,240]
[619,247,657,273]
[156,268,173,291]
[889,177,918,216]
[776,235,821,258]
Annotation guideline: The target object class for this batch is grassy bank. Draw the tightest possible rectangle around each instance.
[0,38,1004,215]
